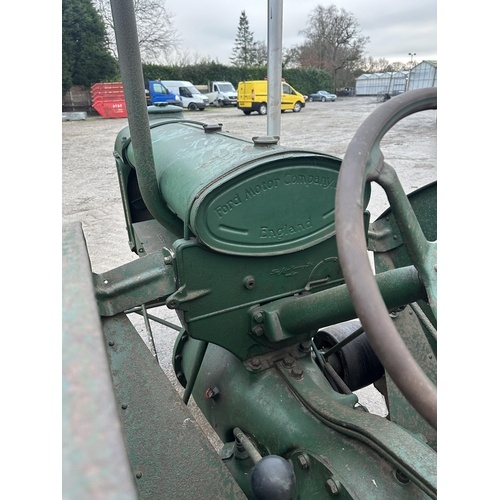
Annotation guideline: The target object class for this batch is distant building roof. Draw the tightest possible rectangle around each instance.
[355,70,409,81]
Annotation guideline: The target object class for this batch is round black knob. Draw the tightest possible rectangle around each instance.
[251,455,296,500]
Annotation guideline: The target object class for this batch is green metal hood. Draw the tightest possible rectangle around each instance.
[119,120,343,256]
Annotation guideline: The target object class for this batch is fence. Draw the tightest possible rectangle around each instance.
[62,85,95,114]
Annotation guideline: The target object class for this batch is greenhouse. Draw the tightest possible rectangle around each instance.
[355,61,437,96]
[407,60,437,91]
[355,71,409,96]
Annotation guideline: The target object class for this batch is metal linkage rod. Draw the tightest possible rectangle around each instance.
[141,304,159,363]
[233,427,262,464]
[322,326,365,359]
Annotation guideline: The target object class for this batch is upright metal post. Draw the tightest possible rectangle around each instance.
[267,0,283,140]
[109,0,183,237]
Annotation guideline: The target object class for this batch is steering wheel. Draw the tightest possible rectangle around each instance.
[336,88,437,429]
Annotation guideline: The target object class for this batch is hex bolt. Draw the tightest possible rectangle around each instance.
[291,365,304,380]
[121,404,128,410]
[136,472,142,479]
[299,341,311,352]
[252,325,264,336]
[250,357,261,369]
[252,311,264,323]
[283,355,295,368]
[325,478,339,496]
[297,454,308,470]
[108,341,115,346]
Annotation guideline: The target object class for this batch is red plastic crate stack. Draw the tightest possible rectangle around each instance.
[91,82,128,118]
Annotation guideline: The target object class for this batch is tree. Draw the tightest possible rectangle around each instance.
[282,46,301,69]
[92,0,181,63]
[255,40,267,66]
[355,57,415,79]
[62,0,118,95]
[297,5,369,89]
[358,57,414,74]
[230,11,258,67]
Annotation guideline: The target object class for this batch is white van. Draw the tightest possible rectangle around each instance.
[212,81,238,106]
[161,80,209,111]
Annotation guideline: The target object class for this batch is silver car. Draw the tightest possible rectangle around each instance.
[309,90,337,102]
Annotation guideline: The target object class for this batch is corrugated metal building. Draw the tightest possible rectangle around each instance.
[355,61,437,96]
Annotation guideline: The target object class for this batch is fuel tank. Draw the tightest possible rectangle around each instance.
[117,119,345,256]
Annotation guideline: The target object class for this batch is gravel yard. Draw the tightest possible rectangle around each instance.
[62,95,437,438]
[62,96,436,271]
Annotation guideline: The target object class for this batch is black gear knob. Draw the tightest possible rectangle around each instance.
[251,455,296,500]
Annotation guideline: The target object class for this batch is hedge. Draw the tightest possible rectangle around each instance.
[142,63,334,96]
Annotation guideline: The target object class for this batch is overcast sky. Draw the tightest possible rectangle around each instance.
[170,0,437,65]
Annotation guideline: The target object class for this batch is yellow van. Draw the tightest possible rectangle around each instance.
[237,80,306,115]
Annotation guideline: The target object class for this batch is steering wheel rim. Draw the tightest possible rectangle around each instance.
[336,88,437,429]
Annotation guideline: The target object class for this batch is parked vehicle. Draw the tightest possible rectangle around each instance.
[237,80,306,115]
[145,80,183,107]
[196,81,238,106]
[161,80,209,111]
[309,90,337,102]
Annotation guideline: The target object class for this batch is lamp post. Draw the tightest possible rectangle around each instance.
[408,52,417,67]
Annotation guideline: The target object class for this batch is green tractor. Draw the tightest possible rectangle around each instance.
[62,2,437,498]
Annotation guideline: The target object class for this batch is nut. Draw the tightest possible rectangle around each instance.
[250,357,261,369]
[325,478,339,496]
[252,311,264,323]
[252,325,264,336]
[291,365,304,380]
[297,454,308,470]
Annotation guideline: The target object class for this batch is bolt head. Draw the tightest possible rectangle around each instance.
[253,311,264,323]
[297,454,308,469]
[291,365,304,380]
[325,478,339,496]
[299,341,311,352]
[252,325,264,336]
[251,357,261,368]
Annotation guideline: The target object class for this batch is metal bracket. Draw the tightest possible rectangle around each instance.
[166,284,211,310]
